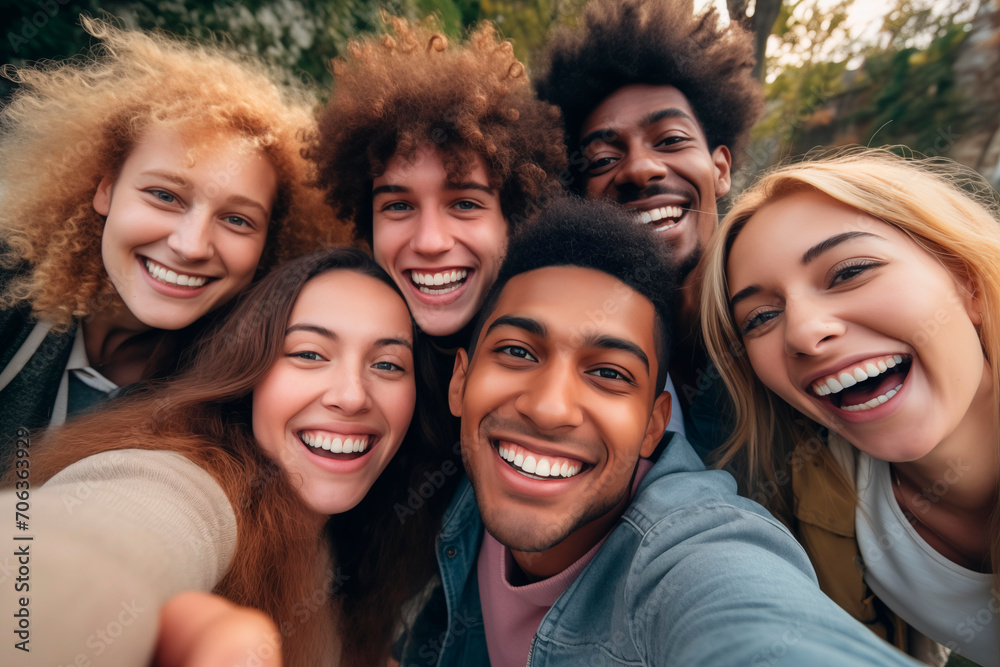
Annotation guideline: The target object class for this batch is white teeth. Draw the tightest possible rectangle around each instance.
[144,259,209,288]
[812,356,908,397]
[635,206,684,227]
[841,384,903,412]
[301,433,369,454]
[496,443,583,479]
[411,269,469,294]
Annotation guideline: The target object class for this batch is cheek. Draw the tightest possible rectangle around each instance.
[225,237,267,284]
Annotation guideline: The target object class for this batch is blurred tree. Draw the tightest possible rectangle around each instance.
[727,0,784,79]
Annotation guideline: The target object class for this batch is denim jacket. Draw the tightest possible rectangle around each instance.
[401,433,922,667]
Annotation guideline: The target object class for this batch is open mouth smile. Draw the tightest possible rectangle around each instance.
[810,354,911,412]
[493,439,587,480]
[299,430,375,460]
[632,204,691,233]
[143,257,213,288]
[409,269,470,295]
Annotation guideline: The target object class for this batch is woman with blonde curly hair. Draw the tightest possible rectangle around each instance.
[700,147,1000,665]
[0,17,346,461]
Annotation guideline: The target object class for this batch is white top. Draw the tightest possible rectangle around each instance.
[856,454,998,666]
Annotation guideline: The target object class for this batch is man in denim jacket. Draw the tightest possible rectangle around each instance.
[401,197,920,667]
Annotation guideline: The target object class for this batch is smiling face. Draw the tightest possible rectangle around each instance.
[580,84,731,276]
[251,270,415,517]
[450,266,670,578]
[727,190,989,462]
[93,127,275,331]
[372,145,508,338]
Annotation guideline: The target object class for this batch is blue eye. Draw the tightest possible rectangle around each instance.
[384,202,412,212]
[454,200,481,210]
[224,215,252,228]
[149,189,177,204]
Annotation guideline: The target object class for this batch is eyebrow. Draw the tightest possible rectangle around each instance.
[141,170,188,187]
[579,107,696,150]
[582,334,650,373]
[729,231,885,310]
[485,316,650,373]
[801,231,881,265]
[371,182,495,197]
[485,315,546,339]
[285,323,412,351]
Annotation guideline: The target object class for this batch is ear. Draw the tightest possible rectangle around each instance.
[711,145,733,200]
[448,348,470,418]
[93,175,115,216]
[639,391,672,458]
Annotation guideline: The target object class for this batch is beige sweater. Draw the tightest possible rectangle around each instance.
[0,449,238,666]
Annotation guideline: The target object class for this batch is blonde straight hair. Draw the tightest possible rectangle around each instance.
[701,147,1000,580]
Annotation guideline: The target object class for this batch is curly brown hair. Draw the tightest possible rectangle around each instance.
[310,15,568,245]
[0,17,350,327]
[534,0,763,191]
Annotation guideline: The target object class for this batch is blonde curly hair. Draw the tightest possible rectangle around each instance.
[0,17,349,327]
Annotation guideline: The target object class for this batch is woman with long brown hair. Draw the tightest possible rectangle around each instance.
[1,247,446,666]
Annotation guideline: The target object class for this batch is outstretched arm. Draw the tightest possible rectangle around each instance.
[0,449,237,666]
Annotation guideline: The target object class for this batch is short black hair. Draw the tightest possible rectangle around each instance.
[469,195,677,390]
[534,0,763,192]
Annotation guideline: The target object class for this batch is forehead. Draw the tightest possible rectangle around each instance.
[292,270,412,340]
[483,265,658,359]
[377,144,491,185]
[581,84,704,139]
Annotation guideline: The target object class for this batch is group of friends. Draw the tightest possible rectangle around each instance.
[0,1,997,666]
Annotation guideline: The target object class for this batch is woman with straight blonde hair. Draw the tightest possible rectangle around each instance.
[700,147,1000,665]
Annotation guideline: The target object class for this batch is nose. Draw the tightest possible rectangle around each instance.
[614,146,668,190]
[322,366,372,415]
[167,209,215,263]
[409,209,455,256]
[782,296,846,357]
[513,359,584,431]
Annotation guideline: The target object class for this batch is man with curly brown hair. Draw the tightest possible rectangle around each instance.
[534,0,765,458]
[312,16,567,344]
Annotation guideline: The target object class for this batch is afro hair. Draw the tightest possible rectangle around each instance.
[534,0,763,191]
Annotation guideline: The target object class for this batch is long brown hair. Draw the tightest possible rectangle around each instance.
[15,247,452,665]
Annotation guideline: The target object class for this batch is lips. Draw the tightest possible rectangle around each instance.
[142,257,214,288]
[408,268,470,296]
[808,354,911,412]
[298,430,375,459]
[492,438,587,480]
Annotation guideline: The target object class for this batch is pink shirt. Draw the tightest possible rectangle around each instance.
[477,458,654,667]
